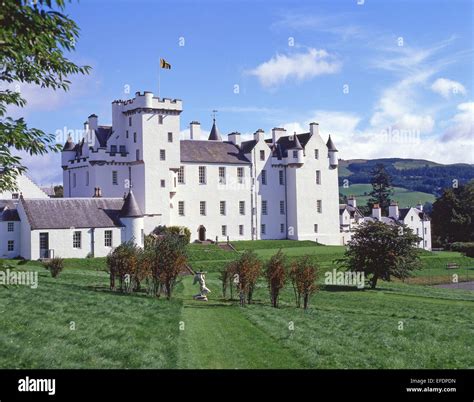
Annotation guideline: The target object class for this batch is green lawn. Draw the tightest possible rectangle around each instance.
[339,183,435,207]
[0,243,473,369]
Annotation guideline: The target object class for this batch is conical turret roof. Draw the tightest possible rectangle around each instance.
[120,190,143,218]
[208,119,222,141]
[326,135,338,151]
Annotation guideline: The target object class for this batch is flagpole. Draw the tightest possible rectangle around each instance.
[158,61,161,99]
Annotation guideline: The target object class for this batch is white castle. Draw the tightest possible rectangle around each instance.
[60,91,341,246]
[0,91,430,259]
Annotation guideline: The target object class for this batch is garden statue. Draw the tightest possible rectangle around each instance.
[193,271,211,301]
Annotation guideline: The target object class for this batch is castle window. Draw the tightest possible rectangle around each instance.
[314,224,318,233]
[221,225,227,236]
[314,149,319,159]
[261,224,266,235]
[200,201,206,216]
[424,228,427,234]
[411,216,414,222]
[104,230,112,247]
[161,180,165,188]
[293,150,298,158]
[262,200,268,215]
[237,167,244,184]
[73,231,81,249]
[160,149,166,160]
[110,145,117,155]
[220,201,226,216]
[133,132,137,143]
[136,149,140,161]
[119,145,126,155]
[73,173,77,188]
[219,167,226,184]
[128,116,132,126]
[158,115,163,124]
[178,166,185,184]
[316,170,321,185]
[126,130,129,139]
[317,200,322,213]
[86,171,89,186]
[168,132,173,142]
[279,170,284,185]
[416,228,419,235]
[178,201,185,216]
[112,171,118,185]
[260,150,265,161]
[199,166,206,184]
[280,200,285,215]
[7,222,14,232]
[239,201,245,215]
[261,170,267,185]
[280,223,285,233]
[239,225,244,236]
[7,240,14,252]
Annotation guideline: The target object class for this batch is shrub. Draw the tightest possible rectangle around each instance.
[290,256,318,310]
[450,242,474,257]
[265,250,287,308]
[152,225,191,244]
[43,256,64,278]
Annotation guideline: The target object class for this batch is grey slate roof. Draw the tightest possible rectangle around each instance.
[120,191,143,217]
[62,137,75,151]
[240,140,257,154]
[339,204,364,218]
[94,126,113,148]
[265,133,312,159]
[21,198,125,230]
[0,201,20,222]
[208,119,222,141]
[180,140,250,164]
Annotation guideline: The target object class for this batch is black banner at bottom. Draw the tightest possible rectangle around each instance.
[0,369,471,401]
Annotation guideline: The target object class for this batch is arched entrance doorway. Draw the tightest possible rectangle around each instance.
[198,225,206,241]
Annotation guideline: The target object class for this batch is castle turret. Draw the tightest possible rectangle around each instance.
[326,135,338,168]
[61,136,76,167]
[120,190,144,247]
[208,118,222,141]
[288,133,304,165]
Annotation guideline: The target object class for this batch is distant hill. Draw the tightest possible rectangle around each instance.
[339,158,474,198]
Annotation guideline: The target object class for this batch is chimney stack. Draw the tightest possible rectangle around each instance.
[309,122,320,137]
[272,127,286,144]
[254,129,265,143]
[389,201,399,219]
[190,121,201,140]
[88,114,98,131]
[416,202,423,212]
[372,204,382,220]
[228,132,241,147]
[347,196,356,208]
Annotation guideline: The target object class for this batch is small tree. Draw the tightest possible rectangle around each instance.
[265,250,287,308]
[290,256,318,310]
[149,234,187,299]
[106,241,140,292]
[339,221,422,289]
[223,251,262,306]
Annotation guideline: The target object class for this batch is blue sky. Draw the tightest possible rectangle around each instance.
[9,0,474,185]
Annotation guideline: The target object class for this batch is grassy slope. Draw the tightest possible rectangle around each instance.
[1,243,473,369]
[339,183,435,207]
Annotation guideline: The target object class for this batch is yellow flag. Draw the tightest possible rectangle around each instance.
[160,58,171,69]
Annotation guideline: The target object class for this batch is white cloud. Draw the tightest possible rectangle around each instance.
[441,102,474,142]
[247,48,341,88]
[431,78,467,98]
